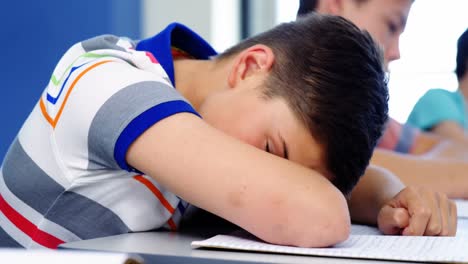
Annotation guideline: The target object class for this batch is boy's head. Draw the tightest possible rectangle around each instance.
[203,13,388,194]
[456,28,468,81]
[297,0,413,68]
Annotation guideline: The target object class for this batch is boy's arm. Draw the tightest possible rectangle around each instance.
[126,112,350,247]
[348,165,404,224]
[349,165,457,236]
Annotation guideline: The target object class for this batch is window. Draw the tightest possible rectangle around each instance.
[388,0,467,122]
[275,0,468,123]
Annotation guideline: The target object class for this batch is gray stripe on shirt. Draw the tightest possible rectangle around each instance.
[44,191,130,240]
[81,35,127,52]
[1,139,130,240]
[87,81,188,170]
[2,139,64,215]
[0,225,22,248]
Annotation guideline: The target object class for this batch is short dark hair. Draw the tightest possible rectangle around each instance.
[217,13,388,195]
[456,28,468,80]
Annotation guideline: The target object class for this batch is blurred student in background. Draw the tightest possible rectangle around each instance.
[407,28,468,143]
[298,0,468,199]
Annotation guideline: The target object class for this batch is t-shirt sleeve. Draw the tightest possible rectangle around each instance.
[407,89,465,130]
[86,69,198,171]
[43,36,199,172]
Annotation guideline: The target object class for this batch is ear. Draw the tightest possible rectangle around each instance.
[227,44,275,89]
[326,0,345,15]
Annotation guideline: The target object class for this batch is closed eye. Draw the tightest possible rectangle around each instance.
[388,21,398,35]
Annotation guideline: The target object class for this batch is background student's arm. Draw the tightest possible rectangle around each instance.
[377,117,468,158]
[126,112,350,247]
[408,127,468,159]
[431,121,468,145]
[371,148,468,199]
[375,119,468,198]
[348,165,457,236]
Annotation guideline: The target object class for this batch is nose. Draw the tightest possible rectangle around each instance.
[385,37,401,65]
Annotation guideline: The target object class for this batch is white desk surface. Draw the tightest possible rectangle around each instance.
[61,231,420,264]
[61,207,468,264]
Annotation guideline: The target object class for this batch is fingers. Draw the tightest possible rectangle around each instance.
[421,192,457,236]
[420,191,442,236]
[395,187,457,237]
[377,206,409,235]
[401,207,431,236]
[398,188,431,236]
[437,192,450,236]
[449,200,458,236]
[385,187,458,237]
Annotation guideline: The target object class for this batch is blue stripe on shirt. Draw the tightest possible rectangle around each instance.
[114,100,200,171]
[394,124,417,154]
[47,62,89,104]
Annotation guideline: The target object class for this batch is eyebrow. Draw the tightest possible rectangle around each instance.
[279,133,289,159]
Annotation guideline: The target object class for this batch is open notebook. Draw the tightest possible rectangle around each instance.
[192,217,468,263]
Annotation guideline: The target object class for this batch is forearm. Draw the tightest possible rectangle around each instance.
[127,113,350,247]
[348,165,405,225]
[408,128,468,161]
[372,149,468,198]
[423,138,468,161]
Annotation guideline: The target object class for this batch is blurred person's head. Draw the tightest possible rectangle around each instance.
[456,28,468,81]
[297,0,414,69]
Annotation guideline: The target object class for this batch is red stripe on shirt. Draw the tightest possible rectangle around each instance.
[0,194,64,248]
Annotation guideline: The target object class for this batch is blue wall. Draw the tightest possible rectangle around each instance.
[0,0,141,159]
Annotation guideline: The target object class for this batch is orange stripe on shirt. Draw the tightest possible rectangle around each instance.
[133,175,175,214]
[40,60,113,128]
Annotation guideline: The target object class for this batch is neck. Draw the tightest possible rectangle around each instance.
[173,59,229,111]
[459,75,468,101]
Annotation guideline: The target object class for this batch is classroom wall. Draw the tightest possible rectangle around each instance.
[142,0,240,52]
[0,0,141,160]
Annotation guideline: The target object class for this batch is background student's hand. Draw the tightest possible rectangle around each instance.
[377,187,457,236]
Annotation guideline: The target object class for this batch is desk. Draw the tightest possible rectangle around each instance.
[61,208,468,264]
[60,230,416,264]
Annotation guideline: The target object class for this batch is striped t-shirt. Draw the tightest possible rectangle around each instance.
[0,23,217,248]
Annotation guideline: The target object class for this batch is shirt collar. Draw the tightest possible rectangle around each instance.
[136,23,218,86]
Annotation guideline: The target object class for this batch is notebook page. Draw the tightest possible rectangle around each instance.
[456,199,468,218]
[350,224,382,235]
[192,231,468,263]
